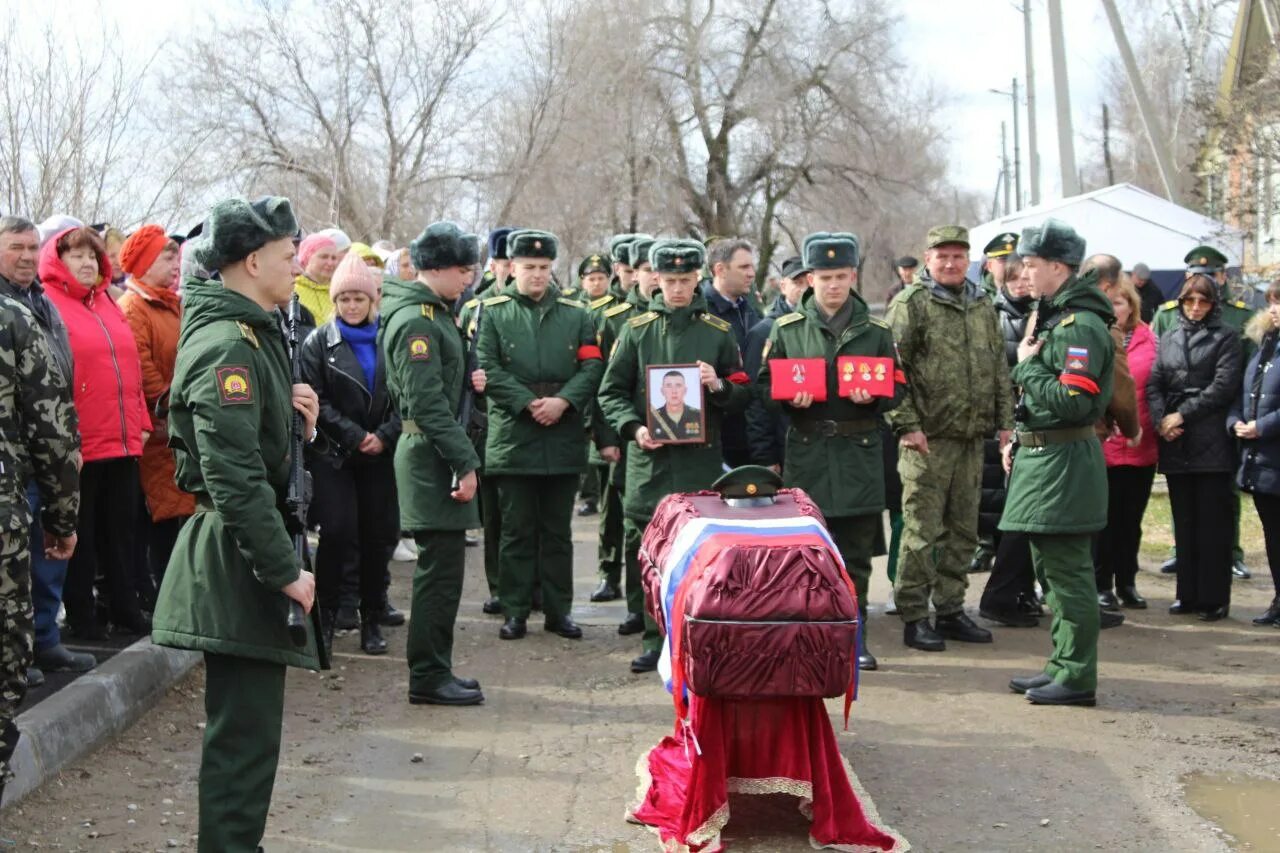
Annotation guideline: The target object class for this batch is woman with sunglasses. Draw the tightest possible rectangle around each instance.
[1147,275,1242,620]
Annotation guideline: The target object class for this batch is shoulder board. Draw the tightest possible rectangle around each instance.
[462,297,480,310]
[236,321,260,350]
[1059,313,1076,326]
[629,311,660,328]
[605,303,634,319]
[557,297,581,307]
[776,312,805,327]
[482,295,512,307]
[701,314,731,332]
[868,316,890,329]
[1160,300,1177,310]
[420,304,435,320]
[589,295,614,310]
[1232,300,1247,309]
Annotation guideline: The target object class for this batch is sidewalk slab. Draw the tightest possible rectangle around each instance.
[2,639,199,808]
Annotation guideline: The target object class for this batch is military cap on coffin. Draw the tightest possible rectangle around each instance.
[193,196,298,272]
[610,232,651,265]
[577,252,610,278]
[629,237,657,268]
[649,239,705,274]
[507,229,558,260]
[712,465,783,499]
[925,225,970,249]
[410,222,479,271]
[1018,218,1086,267]
[802,232,860,271]
[487,226,516,260]
[983,232,1019,258]
[1184,245,1228,273]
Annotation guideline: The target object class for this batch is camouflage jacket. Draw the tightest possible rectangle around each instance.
[885,272,1014,440]
[0,295,79,535]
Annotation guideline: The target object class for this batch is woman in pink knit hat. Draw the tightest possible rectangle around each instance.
[298,253,403,655]
[294,233,340,324]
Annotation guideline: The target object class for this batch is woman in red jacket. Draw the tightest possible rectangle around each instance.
[1096,278,1159,610]
[40,226,152,638]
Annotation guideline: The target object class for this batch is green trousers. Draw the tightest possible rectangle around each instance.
[1028,534,1099,692]
[480,473,502,597]
[408,530,465,691]
[496,474,577,621]
[199,653,286,853]
[886,510,903,584]
[596,464,623,585]
[623,517,663,652]
[829,514,879,607]
[894,437,982,622]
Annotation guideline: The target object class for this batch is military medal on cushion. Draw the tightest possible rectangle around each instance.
[767,357,826,401]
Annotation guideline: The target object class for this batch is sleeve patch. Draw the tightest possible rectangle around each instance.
[215,366,253,405]
[408,335,431,361]
[1065,346,1089,371]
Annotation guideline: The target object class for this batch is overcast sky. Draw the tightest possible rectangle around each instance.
[48,0,1114,214]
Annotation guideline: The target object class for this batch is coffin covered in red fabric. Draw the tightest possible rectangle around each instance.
[639,489,859,700]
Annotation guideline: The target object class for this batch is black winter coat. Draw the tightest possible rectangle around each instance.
[1147,309,1242,475]
[299,319,401,468]
[978,290,1033,538]
[1229,329,1280,495]
[744,295,795,465]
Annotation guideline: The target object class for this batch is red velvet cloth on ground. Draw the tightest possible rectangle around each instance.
[628,695,906,852]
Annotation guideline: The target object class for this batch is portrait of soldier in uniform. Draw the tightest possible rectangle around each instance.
[646,365,705,444]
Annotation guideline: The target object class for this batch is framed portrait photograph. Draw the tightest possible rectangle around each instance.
[646,363,706,444]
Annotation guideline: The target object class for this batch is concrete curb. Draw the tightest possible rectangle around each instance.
[2,639,199,809]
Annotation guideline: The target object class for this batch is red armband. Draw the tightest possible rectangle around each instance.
[577,344,603,361]
[1059,373,1099,394]
[726,371,750,385]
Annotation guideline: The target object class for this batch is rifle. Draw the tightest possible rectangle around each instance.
[453,299,483,489]
[285,293,330,669]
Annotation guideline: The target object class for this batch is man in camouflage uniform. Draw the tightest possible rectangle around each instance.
[886,225,1012,652]
[1151,245,1254,579]
[0,296,79,802]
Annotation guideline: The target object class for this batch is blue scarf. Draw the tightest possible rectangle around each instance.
[336,318,378,390]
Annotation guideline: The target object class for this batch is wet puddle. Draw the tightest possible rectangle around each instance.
[1184,773,1280,850]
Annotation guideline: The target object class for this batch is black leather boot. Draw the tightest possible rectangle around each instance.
[1252,596,1280,626]
[320,608,337,658]
[360,609,388,655]
[857,606,877,670]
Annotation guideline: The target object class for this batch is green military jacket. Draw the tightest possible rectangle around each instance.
[477,290,604,475]
[380,278,481,531]
[1001,272,1116,534]
[885,272,1013,440]
[152,278,320,670]
[597,292,752,520]
[585,292,624,465]
[759,291,904,517]
[0,296,78,535]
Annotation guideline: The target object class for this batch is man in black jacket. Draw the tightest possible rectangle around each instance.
[745,255,810,467]
[701,238,760,468]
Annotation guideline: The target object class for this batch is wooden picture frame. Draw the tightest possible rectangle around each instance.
[646,363,706,445]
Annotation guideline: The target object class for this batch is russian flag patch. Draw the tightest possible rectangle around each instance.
[1066,346,1089,371]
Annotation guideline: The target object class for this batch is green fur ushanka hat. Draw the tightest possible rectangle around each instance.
[506,229,558,260]
[410,221,480,270]
[1018,218,1086,267]
[802,231,860,270]
[194,196,299,271]
[649,239,705,273]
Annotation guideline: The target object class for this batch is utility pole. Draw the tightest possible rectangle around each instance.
[1023,1,1041,205]
[1103,104,1116,186]
[1047,0,1080,196]
[1001,122,1011,215]
[1099,0,1180,202]
[1012,77,1023,209]
[991,170,1004,220]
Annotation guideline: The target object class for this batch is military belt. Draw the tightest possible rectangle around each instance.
[1015,425,1096,447]
[792,418,878,437]
[402,419,423,435]
[527,381,564,397]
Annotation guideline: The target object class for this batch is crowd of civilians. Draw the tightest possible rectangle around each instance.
[3,211,1279,694]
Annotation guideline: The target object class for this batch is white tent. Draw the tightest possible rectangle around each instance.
[970,183,1246,272]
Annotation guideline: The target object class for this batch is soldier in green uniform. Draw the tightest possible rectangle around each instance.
[478,229,605,640]
[609,233,650,299]
[758,232,904,671]
[577,252,614,517]
[1002,218,1114,707]
[598,238,753,672]
[886,225,1013,652]
[459,227,516,614]
[151,197,324,852]
[380,221,485,706]
[1151,245,1255,579]
[0,295,78,805]
[979,231,1019,296]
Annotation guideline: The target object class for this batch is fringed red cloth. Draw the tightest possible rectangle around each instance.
[628,695,908,852]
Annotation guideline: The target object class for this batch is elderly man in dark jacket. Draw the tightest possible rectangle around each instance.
[1148,275,1242,622]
